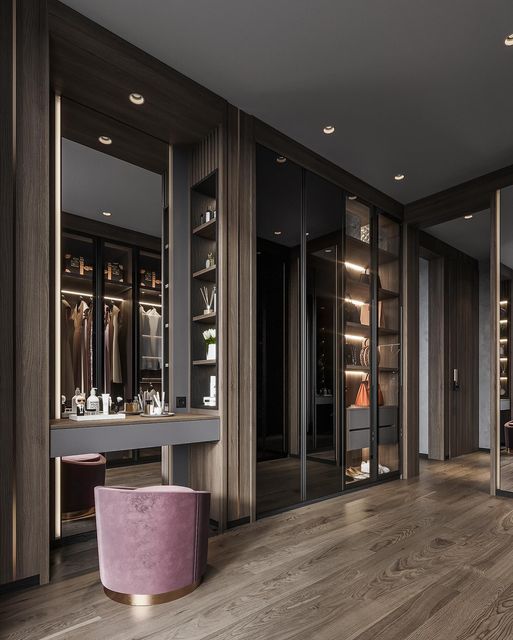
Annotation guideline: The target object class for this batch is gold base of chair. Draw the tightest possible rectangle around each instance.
[103,579,201,606]
[62,507,95,521]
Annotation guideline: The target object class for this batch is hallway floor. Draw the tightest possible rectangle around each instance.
[4,452,513,640]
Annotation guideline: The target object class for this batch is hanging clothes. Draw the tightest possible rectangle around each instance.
[104,304,112,391]
[139,306,162,371]
[61,299,75,403]
[111,304,122,384]
[71,299,92,392]
[104,303,123,390]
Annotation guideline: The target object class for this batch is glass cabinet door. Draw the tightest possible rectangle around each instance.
[61,232,96,406]
[256,145,302,515]
[344,197,373,485]
[305,171,344,500]
[138,249,163,394]
[377,214,401,477]
[103,242,133,401]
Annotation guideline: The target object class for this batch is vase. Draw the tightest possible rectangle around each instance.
[207,343,216,361]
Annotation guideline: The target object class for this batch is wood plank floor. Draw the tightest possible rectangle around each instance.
[5,452,513,640]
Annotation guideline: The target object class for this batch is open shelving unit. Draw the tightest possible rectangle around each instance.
[190,171,218,410]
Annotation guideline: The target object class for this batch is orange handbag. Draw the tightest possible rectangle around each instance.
[355,375,384,407]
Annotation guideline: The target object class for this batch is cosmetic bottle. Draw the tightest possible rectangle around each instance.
[101,393,111,416]
[86,387,100,414]
[71,388,81,414]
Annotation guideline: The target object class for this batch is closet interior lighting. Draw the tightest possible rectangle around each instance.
[345,261,366,273]
[500,300,508,305]
[500,319,508,324]
[345,370,367,376]
[344,297,365,306]
[61,289,124,303]
[345,334,365,341]
[139,300,162,308]
[500,338,508,343]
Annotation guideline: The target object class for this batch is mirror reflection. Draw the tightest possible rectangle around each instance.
[59,100,168,537]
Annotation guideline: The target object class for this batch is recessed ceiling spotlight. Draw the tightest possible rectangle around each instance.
[348,195,357,200]
[394,173,405,181]
[276,156,287,164]
[99,135,112,145]
[505,34,513,46]
[323,125,335,135]
[129,92,145,105]
[102,211,112,217]
[464,214,473,220]
[273,230,282,236]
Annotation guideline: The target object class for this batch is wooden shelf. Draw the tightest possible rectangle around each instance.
[192,219,216,240]
[193,265,216,281]
[193,312,217,324]
[346,279,399,303]
[345,365,399,373]
[193,359,217,366]
[345,321,399,337]
[346,235,398,265]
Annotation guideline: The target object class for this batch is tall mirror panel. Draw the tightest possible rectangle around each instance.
[256,146,302,515]
[58,99,168,539]
[499,185,513,492]
[305,171,343,499]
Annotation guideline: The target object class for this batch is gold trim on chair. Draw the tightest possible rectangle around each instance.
[103,579,202,606]
[61,507,96,521]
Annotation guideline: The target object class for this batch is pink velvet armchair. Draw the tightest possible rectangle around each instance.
[95,485,210,605]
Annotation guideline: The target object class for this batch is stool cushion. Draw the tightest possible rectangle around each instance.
[62,453,103,464]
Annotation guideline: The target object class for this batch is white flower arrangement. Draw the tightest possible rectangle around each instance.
[203,328,216,345]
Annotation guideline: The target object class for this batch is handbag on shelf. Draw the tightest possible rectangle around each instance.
[359,339,381,368]
[345,344,359,366]
[360,301,385,328]
[344,296,360,323]
[355,376,371,407]
[354,374,385,407]
[358,267,382,290]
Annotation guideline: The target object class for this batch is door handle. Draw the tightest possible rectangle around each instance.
[453,368,460,390]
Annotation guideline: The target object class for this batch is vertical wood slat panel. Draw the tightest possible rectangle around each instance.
[238,112,255,522]
[188,125,227,527]
[226,106,240,522]
[0,0,15,586]
[190,129,218,186]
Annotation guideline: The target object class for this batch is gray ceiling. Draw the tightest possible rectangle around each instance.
[426,209,491,262]
[426,187,513,269]
[62,138,162,237]
[62,0,513,204]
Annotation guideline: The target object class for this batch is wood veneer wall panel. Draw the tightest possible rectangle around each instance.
[402,225,420,478]
[226,106,240,522]
[225,108,255,524]
[428,258,445,460]
[14,0,50,583]
[0,0,15,586]
[188,126,226,527]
